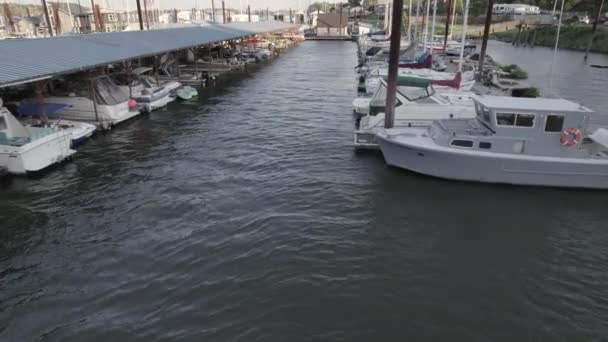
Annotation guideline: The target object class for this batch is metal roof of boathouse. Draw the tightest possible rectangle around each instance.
[0,21,296,88]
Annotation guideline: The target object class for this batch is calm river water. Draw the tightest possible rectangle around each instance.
[1,41,608,341]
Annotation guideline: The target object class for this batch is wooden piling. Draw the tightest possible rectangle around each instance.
[136,0,144,30]
[385,0,404,129]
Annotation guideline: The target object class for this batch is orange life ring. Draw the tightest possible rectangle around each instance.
[560,128,582,146]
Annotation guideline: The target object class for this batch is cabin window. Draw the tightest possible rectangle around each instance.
[451,139,473,148]
[545,115,564,132]
[479,142,492,149]
[515,114,535,127]
[496,113,535,127]
[496,113,515,126]
[482,106,491,123]
[0,117,6,130]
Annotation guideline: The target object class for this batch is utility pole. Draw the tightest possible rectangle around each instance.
[385,0,404,129]
[211,0,215,22]
[407,0,412,40]
[143,0,150,29]
[443,0,453,52]
[339,4,342,38]
[222,0,225,23]
[248,4,251,22]
[41,0,54,36]
[136,0,144,30]
[477,0,495,79]
[584,0,605,60]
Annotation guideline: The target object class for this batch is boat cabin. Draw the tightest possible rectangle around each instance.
[430,96,596,157]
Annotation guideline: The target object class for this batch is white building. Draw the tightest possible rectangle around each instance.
[492,4,541,15]
[231,14,259,22]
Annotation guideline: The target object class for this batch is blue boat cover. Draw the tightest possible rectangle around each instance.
[18,102,67,118]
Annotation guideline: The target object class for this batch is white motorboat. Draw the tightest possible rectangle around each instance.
[376,95,608,189]
[353,78,473,116]
[0,99,75,175]
[115,68,181,113]
[17,102,97,147]
[43,76,140,130]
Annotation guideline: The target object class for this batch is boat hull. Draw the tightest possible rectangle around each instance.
[0,131,75,174]
[377,133,608,189]
[45,96,139,130]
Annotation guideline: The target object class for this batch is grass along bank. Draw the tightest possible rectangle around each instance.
[492,25,608,54]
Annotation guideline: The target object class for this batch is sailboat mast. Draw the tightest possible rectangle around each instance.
[477,0,495,78]
[457,0,470,72]
[385,0,404,129]
[422,0,430,52]
[549,0,566,92]
[443,0,452,52]
[430,0,437,55]
[413,0,420,41]
[407,0,412,41]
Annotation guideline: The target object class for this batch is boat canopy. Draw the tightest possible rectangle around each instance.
[381,75,433,88]
[94,76,129,105]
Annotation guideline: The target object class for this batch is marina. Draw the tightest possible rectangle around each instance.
[2,1,608,341]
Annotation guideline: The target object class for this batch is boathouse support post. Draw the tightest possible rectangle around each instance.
[41,0,54,36]
[35,82,48,123]
[477,0,494,79]
[385,0,404,129]
[585,0,605,60]
[136,0,144,30]
[89,77,100,125]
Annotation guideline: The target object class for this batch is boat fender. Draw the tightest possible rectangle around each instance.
[560,128,582,147]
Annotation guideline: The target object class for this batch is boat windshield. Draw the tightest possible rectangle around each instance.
[397,84,434,102]
[94,77,128,105]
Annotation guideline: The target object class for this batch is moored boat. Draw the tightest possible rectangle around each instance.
[0,99,75,175]
[376,95,608,189]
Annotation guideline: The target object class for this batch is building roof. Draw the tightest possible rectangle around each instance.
[473,95,593,113]
[0,21,296,87]
[317,13,348,28]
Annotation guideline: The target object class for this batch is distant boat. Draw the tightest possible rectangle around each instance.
[114,67,181,113]
[590,64,608,69]
[376,95,608,189]
[0,99,75,175]
[176,86,199,100]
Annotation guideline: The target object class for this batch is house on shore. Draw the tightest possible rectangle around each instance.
[315,13,349,38]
